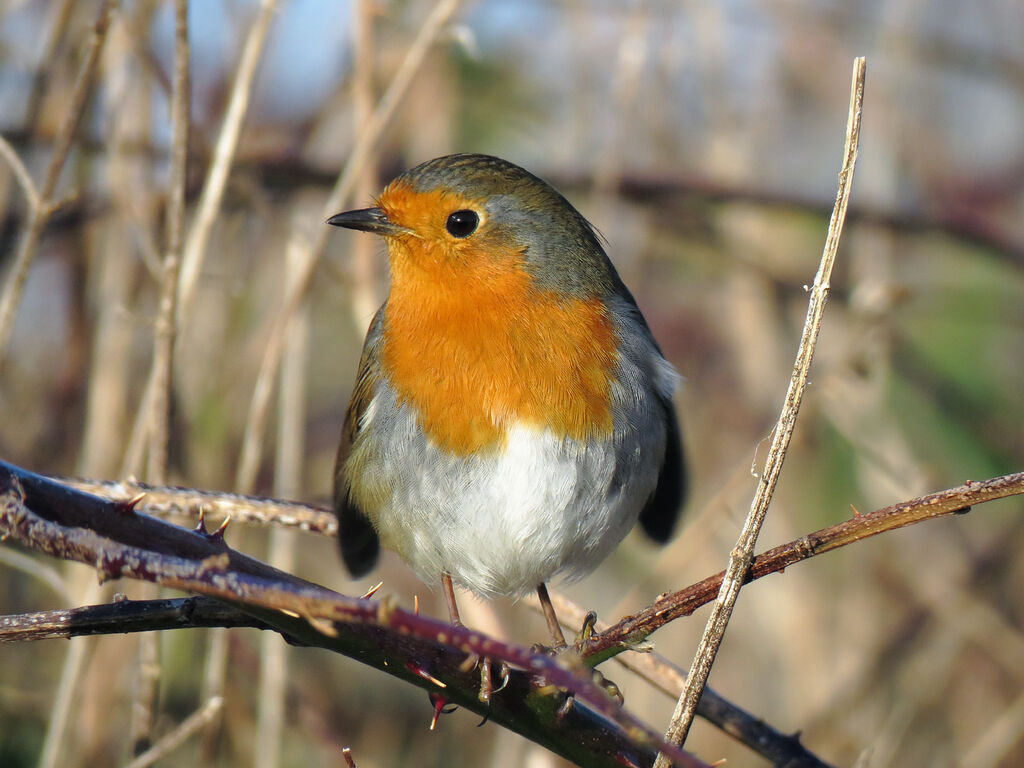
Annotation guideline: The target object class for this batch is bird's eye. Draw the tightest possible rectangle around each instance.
[445,210,479,238]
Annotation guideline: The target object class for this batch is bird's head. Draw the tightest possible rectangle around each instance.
[329,154,619,298]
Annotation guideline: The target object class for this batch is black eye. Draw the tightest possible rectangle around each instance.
[445,209,479,238]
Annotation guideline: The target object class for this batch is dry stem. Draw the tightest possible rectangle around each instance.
[176,0,280,311]
[123,696,224,768]
[0,461,703,768]
[0,0,114,365]
[654,57,868,762]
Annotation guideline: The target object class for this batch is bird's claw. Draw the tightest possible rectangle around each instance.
[573,610,599,651]
[529,640,567,656]
[461,654,510,703]
[590,667,624,705]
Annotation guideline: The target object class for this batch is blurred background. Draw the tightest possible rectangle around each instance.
[1,1,1022,766]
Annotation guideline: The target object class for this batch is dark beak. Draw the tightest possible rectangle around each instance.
[327,207,411,237]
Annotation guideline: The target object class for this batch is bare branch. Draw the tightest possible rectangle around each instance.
[143,0,190,485]
[654,57,868,761]
[0,460,703,768]
[123,696,224,768]
[8,463,1020,767]
[0,597,264,642]
[0,0,114,364]
[176,0,279,311]
[586,471,1024,662]
[546,593,834,768]
[58,476,337,534]
[0,133,41,209]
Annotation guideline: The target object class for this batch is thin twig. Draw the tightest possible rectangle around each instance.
[122,696,225,768]
[144,0,190,484]
[959,687,1024,768]
[21,0,76,130]
[5,462,1022,767]
[176,0,279,312]
[122,0,277,481]
[0,133,41,209]
[197,627,228,765]
[36,581,103,768]
[234,0,463,492]
[0,0,114,365]
[654,57,868,762]
[129,614,160,755]
[545,592,835,768]
[348,0,382,331]
[4,7,115,765]
[583,471,1024,662]
[0,546,71,602]
[129,5,191,754]
[0,597,266,642]
[254,219,309,768]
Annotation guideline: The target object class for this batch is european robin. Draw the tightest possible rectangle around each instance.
[328,154,684,645]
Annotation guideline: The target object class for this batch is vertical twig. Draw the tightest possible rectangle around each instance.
[4,8,114,766]
[147,0,190,484]
[185,5,278,760]
[129,2,191,756]
[79,98,144,480]
[123,696,224,768]
[254,225,309,768]
[176,0,279,313]
[591,3,650,196]
[234,0,462,491]
[0,136,40,209]
[122,0,278,478]
[0,0,114,366]
[653,57,867,763]
[22,0,76,130]
[197,627,229,765]
[36,581,103,768]
[129,625,160,756]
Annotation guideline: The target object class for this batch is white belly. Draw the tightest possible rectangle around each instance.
[349,388,665,598]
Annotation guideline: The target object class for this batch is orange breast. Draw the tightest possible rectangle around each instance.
[380,240,616,456]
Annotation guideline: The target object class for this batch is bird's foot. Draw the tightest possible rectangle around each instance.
[533,611,624,708]
[458,652,510,703]
[571,611,623,703]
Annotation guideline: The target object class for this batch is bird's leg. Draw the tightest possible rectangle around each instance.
[441,571,463,626]
[441,571,502,703]
[536,582,568,650]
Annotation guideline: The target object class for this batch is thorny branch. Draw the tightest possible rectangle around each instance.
[0,460,703,768]
[583,471,1024,664]
[4,460,1022,765]
[0,594,831,768]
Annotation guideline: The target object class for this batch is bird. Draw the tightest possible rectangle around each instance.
[327,153,684,649]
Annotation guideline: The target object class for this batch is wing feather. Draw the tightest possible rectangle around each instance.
[334,308,385,577]
[638,399,685,543]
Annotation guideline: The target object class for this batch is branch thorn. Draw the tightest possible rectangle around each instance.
[407,660,447,688]
[113,492,146,515]
[428,692,456,730]
[361,581,383,599]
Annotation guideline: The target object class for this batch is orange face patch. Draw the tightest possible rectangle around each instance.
[375,183,616,455]
[377,181,479,246]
